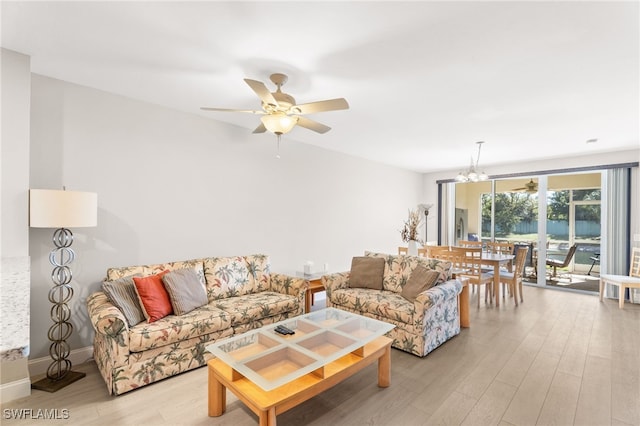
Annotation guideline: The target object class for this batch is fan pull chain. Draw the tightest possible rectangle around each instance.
[276,134,281,159]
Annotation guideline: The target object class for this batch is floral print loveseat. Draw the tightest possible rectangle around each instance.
[87,254,306,395]
[322,251,462,357]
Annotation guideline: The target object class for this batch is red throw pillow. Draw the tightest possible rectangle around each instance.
[133,271,172,323]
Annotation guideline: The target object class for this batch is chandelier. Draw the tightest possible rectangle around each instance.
[455,141,489,182]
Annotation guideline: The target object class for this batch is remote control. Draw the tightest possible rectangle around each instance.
[274,327,288,335]
[276,325,295,335]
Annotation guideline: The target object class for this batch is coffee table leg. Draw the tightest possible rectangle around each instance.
[208,369,226,417]
[258,408,276,426]
[459,282,469,328]
[377,343,391,388]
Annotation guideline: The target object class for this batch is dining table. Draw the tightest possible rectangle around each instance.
[482,252,515,307]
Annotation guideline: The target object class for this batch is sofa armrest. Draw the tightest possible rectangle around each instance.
[268,273,308,316]
[322,272,350,305]
[86,292,130,350]
[414,279,463,318]
[269,273,308,296]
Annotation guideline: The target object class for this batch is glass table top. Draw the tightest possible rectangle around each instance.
[206,308,395,391]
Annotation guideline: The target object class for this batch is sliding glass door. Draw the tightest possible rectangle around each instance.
[454,171,602,288]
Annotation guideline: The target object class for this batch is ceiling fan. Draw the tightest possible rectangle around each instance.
[201,73,349,135]
[513,179,538,193]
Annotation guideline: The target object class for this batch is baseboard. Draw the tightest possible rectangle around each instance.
[0,378,31,404]
[28,346,94,377]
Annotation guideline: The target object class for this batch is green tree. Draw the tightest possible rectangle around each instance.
[547,190,569,220]
[482,193,537,236]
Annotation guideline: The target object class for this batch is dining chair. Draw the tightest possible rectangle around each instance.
[486,241,514,255]
[458,240,483,249]
[426,245,450,258]
[398,246,408,255]
[486,241,515,272]
[599,247,640,309]
[430,246,467,278]
[417,247,428,257]
[495,246,528,306]
[546,244,578,279]
[458,247,494,307]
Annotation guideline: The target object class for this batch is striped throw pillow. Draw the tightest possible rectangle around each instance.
[162,268,208,315]
[102,274,145,327]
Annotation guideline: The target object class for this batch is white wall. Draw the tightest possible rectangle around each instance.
[28,75,423,359]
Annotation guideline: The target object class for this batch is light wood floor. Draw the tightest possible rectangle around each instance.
[2,286,639,425]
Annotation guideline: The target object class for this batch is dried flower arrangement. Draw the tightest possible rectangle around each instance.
[400,209,423,243]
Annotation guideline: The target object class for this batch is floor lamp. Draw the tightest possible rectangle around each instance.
[419,203,433,245]
[29,189,97,392]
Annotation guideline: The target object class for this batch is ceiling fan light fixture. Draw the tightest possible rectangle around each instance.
[261,113,298,135]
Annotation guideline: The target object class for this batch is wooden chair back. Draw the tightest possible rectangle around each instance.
[417,247,428,257]
[458,240,483,248]
[458,247,494,307]
[426,245,450,258]
[486,241,514,255]
[631,247,640,277]
[513,246,529,277]
[461,247,484,276]
[398,246,408,255]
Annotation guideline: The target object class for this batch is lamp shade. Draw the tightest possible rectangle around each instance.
[30,189,97,228]
[260,113,298,135]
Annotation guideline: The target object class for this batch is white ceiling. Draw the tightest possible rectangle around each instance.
[2,1,638,173]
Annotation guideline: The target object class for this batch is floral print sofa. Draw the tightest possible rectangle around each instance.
[322,251,462,357]
[87,254,306,395]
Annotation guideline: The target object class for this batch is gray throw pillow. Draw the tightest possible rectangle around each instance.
[102,274,145,327]
[401,266,440,302]
[162,268,208,315]
[349,257,385,290]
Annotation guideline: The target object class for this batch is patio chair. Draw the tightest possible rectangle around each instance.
[546,244,578,279]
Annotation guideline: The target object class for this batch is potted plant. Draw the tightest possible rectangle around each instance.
[400,209,423,255]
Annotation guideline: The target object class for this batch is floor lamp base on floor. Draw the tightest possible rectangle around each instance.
[31,371,86,393]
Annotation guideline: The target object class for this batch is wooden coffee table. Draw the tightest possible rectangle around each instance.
[207,309,394,426]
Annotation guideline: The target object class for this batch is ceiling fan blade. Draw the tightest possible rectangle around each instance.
[201,107,263,114]
[252,123,267,134]
[296,116,331,134]
[244,79,278,108]
[293,98,349,115]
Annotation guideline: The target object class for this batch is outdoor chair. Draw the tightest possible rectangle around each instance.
[546,244,578,280]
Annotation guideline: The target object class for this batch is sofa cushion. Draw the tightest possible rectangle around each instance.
[401,266,440,302]
[133,271,172,323]
[212,292,300,326]
[349,257,385,290]
[107,259,204,281]
[204,256,255,300]
[128,304,231,352]
[102,274,145,327]
[162,268,208,315]
[330,288,418,333]
[364,251,452,293]
[244,254,271,293]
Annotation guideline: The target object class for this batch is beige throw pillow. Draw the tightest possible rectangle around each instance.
[401,266,440,302]
[162,268,208,315]
[349,257,385,290]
